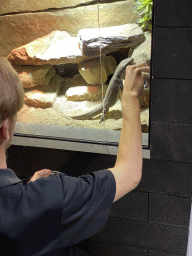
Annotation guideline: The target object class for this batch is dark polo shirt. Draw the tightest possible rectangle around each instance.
[0,168,116,255]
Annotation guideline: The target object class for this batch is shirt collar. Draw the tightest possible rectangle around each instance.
[0,168,21,189]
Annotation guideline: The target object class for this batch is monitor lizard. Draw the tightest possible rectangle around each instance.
[70,57,133,123]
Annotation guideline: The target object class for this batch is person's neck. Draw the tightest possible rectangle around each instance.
[0,148,7,169]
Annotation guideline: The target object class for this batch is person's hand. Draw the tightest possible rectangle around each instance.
[27,169,52,183]
[123,62,150,101]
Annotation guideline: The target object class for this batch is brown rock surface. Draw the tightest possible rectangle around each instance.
[65,82,108,102]
[0,0,93,15]
[7,31,90,66]
[139,88,150,108]
[24,74,64,108]
[78,23,145,57]
[0,1,139,57]
[78,55,117,84]
[13,65,55,88]
[128,32,152,66]
[140,107,149,133]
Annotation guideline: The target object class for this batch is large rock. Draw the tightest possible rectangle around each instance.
[7,31,91,66]
[78,23,145,57]
[0,1,139,57]
[128,32,152,66]
[65,84,108,102]
[24,74,64,108]
[13,65,55,88]
[105,106,149,133]
[140,107,149,133]
[65,75,108,101]
[139,88,150,108]
[0,0,93,15]
[78,55,117,84]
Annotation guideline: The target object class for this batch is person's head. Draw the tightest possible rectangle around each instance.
[0,57,24,150]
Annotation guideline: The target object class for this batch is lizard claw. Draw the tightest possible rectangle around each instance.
[99,115,104,124]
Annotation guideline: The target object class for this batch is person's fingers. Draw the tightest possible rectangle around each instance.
[140,66,150,73]
[130,61,149,69]
[38,169,51,175]
[28,169,51,183]
[142,71,150,81]
[126,63,150,77]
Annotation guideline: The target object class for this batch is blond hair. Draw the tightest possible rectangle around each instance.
[0,57,24,123]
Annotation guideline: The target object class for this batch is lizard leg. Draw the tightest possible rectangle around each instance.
[99,107,108,124]
[119,81,124,91]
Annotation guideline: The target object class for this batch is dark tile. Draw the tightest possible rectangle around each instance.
[24,146,105,177]
[152,27,192,79]
[78,240,147,256]
[10,145,116,177]
[22,146,74,176]
[148,250,181,256]
[7,145,31,177]
[138,158,192,197]
[154,0,192,27]
[110,190,148,222]
[90,217,188,255]
[149,193,191,227]
[150,121,192,163]
[150,78,192,124]
[83,153,116,174]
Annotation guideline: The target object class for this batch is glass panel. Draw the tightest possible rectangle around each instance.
[1,0,152,149]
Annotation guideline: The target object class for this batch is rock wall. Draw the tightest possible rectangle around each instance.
[0,0,139,57]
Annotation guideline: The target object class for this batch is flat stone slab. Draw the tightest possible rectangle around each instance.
[78,23,145,57]
[7,31,91,66]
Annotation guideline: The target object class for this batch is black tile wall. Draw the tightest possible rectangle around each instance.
[148,250,181,256]
[149,193,191,227]
[110,190,148,222]
[7,145,116,177]
[78,240,147,256]
[90,216,188,255]
[150,11,192,164]
[152,27,192,79]
[150,121,192,163]
[150,78,192,124]
[139,159,192,197]
[7,145,31,177]
[154,0,192,27]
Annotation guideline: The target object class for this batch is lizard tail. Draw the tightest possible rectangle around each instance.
[71,102,103,120]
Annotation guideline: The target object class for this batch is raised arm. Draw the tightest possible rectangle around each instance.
[108,62,150,202]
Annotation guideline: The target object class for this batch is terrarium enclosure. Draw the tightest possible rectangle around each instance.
[0,0,152,150]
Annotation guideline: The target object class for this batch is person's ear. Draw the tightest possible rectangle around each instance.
[0,119,10,142]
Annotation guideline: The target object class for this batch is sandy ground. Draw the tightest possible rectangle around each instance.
[17,94,149,133]
[17,95,124,130]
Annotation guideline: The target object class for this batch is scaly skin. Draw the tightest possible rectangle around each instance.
[71,57,133,123]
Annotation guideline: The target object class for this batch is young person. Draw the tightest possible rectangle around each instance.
[0,57,150,255]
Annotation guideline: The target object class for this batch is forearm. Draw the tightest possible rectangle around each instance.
[115,94,143,182]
